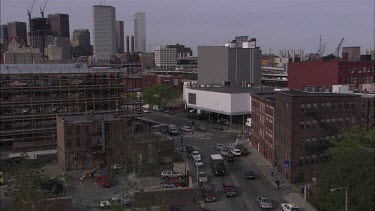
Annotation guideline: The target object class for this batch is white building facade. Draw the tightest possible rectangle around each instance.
[93,5,116,61]
[134,12,146,53]
[154,46,177,69]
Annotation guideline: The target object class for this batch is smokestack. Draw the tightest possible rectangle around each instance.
[126,35,130,53]
[131,36,135,52]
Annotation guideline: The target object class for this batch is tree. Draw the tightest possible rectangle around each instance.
[142,85,180,109]
[312,127,375,211]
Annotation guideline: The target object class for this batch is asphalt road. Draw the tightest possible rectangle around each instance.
[143,110,286,211]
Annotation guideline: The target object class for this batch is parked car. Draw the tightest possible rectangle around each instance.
[161,170,183,180]
[186,145,195,154]
[217,119,229,125]
[160,178,185,188]
[281,203,301,211]
[223,182,237,197]
[256,196,273,209]
[198,171,208,183]
[180,126,192,132]
[99,194,130,208]
[214,144,225,151]
[96,175,111,187]
[231,148,242,156]
[244,170,256,180]
[197,125,207,131]
[201,185,216,202]
[191,151,201,160]
[160,183,176,189]
[236,144,250,155]
[194,158,204,168]
[143,109,151,113]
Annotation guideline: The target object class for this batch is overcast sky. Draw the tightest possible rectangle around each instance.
[1,0,374,55]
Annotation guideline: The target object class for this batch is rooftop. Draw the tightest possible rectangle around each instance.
[187,85,274,94]
[279,90,359,97]
[61,112,121,124]
[253,92,276,101]
[0,64,126,74]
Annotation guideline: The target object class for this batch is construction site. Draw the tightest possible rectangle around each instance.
[0,64,142,153]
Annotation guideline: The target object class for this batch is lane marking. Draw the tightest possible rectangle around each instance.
[80,181,84,191]
[121,177,127,186]
[94,181,98,189]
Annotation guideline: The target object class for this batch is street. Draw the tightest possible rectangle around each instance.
[144,110,286,211]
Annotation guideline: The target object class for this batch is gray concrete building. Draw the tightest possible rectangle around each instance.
[116,21,124,53]
[7,22,27,46]
[93,5,116,61]
[134,12,146,53]
[198,46,262,86]
[48,13,70,38]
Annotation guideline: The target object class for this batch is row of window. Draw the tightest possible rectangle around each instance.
[300,101,357,112]
[341,66,374,73]
[297,152,329,167]
[300,117,356,129]
[252,100,274,116]
[343,76,374,84]
[299,135,340,146]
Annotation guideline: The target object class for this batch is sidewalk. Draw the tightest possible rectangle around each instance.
[249,145,317,211]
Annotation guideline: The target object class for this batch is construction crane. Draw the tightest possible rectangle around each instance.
[40,0,48,18]
[27,0,36,22]
[335,38,344,57]
[321,41,327,57]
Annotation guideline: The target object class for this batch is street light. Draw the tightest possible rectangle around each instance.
[330,187,348,211]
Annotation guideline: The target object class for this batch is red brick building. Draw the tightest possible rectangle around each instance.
[141,74,183,92]
[250,93,275,164]
[273,91,361,183]
[56,112,122,171]
[288,61,375,91]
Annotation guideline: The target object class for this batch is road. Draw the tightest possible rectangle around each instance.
[143,110,286,211]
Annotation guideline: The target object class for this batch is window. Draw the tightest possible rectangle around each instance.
[300,104,305,112]
[67,126,73,135]
[320,103,325,111]
[312,120,318,128]
[306,121,311,129]
[188,93,196,105]
[351,101,356,109]
[76,125,80,134]
[331,102,336,110]
[300,121,305,129]
[85,124,89,135]
[313,103,318,111]
[326,102,331,111]
[306,104,311,111]
[96,123,101,133]
[77,138,81,147]
[67,138,72,147]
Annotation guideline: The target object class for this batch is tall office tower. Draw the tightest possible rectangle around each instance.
[131,36,135,52]
[48,14,70,38]
[93,5,116,60]
[134,12,146,52]
[54,37,72,59]
[72,29,90,46]
[126,35,130,53]
[0,25,8,48]
[115,21,124,53]
[7,22,27,46]
[235,36,248,47]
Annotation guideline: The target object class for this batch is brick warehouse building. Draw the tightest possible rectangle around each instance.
[141,74,183,92]
[0,64,141,152]
[56,112,121,171]
[250,92,275,164]
[288,60,375,91]
[251,90,362,183]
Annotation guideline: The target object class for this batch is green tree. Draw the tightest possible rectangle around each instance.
[142,85,180,109]
[312,127,375,211]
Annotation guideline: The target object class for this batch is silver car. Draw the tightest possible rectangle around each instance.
[198,171,208,183]
[161,170,183,179]
[256,196,273,209]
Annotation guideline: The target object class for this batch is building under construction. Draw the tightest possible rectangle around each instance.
[0,64,142,152]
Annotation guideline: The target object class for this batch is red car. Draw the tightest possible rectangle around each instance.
[96,175,111,187]
[223,182,237,197]
[201,184,216,202]
[160,178,186,188]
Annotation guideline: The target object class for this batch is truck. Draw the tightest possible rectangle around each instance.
[210,154,225,176]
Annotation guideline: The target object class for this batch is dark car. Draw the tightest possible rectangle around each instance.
[201,185,216,202]
[40,178,64,194]
[223,182,237,197]
[236,144,250,155]
[244,170,256,180]
[226,154,234,162]
[185,145,195,154]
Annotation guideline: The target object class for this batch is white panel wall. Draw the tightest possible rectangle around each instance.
[230,93,251,113]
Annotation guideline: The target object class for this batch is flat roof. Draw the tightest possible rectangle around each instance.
[253,92,276,101]
[279,90,359,97]
[188,85,274,94]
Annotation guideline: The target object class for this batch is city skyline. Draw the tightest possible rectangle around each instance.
[0,0,374,54]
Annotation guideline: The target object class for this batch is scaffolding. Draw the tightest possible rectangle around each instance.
[0,64,142,152]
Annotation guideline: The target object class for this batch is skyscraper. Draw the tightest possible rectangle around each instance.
[116,21,124,53]
[48,14,70,38]
[93,5,116,60]
[0,25,8,48]
[72,29,92,58]
[134,12,146,53]
[7,22,27,46]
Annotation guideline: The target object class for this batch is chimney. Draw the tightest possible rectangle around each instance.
[126,35,130,53]
[131,36,135,52]
[342,53,349,61]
